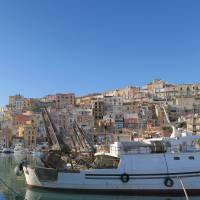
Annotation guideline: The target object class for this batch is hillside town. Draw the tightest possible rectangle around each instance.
[0,79,200,150]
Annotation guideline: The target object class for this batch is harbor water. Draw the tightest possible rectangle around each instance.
[0,154,199,200]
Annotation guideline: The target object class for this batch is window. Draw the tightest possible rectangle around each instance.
[174,157,180,160]
[94,155,120,169]
[188,156,194,160]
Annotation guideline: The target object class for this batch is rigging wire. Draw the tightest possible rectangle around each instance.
[177,176,190,200]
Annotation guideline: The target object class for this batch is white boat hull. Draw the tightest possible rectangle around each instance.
[22,151,200,195]
[2,148,13,154]
[23,166,200,195]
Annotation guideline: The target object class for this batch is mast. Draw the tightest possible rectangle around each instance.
[42,107,71,155]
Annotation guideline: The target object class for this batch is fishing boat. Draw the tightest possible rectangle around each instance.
[2,148,14,154]
[16,107,200,196]
[14,143,28,154]
[16,131,200,195]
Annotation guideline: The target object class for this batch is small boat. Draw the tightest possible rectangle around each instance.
[14,144,28,154]
[2,148,14,154]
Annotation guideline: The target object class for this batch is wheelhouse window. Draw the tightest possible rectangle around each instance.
[174,157,180,160]
[188,156,194,160]
[94,155,120,169]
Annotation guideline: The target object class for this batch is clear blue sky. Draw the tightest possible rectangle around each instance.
[0,0,200,106]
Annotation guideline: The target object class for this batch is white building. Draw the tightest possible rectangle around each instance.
[104,96,123,116]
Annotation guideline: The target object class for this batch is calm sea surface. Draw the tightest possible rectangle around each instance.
[0,154,199,200]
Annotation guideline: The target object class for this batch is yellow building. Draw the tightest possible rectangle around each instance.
[18,126,25,137]
[23,124,36,149]
[19,120,37,149]
[17,115,42,149]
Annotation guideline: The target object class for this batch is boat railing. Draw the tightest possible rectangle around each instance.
[110,144,200,156]
[110,146,152,156]
[167,144,200,153]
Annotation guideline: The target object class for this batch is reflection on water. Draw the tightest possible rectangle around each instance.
[0,154,41,200]
[25,189,198,200]
[0,154,199,200]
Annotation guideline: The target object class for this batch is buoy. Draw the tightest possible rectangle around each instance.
[121,173,130,183]
[164,177,174,187]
